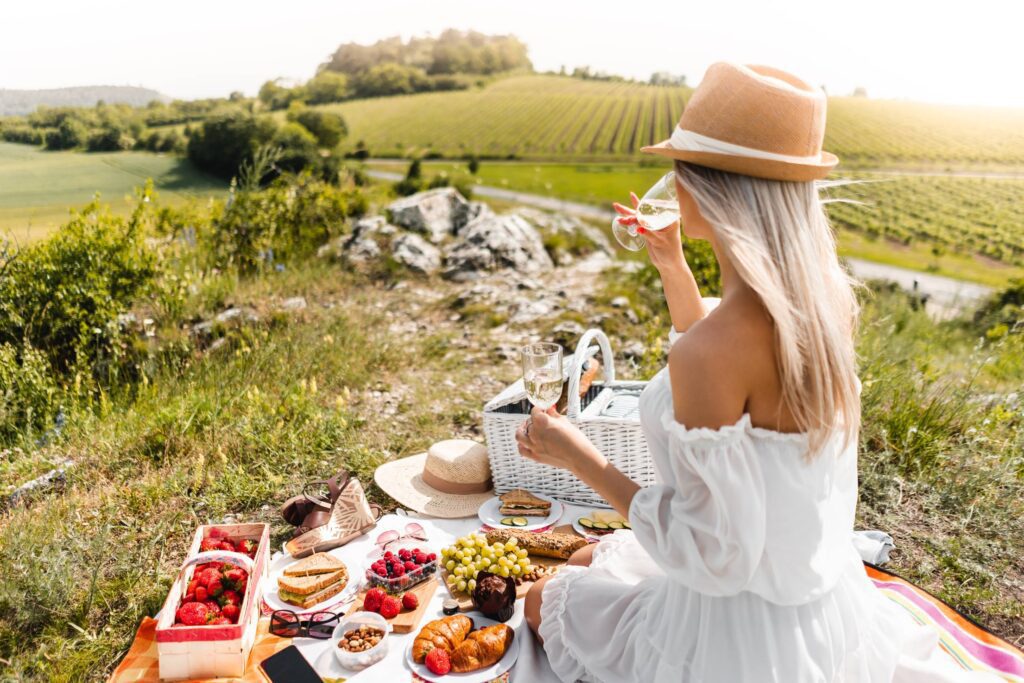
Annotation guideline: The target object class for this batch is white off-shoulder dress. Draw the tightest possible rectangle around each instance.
[538,336,999,681]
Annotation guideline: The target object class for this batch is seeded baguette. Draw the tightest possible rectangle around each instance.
[485,529,587,560]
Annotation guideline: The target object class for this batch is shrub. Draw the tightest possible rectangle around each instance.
[86,126,133,152]
[288,108,347,149]
[44,118,88,150]
[186,109,277,181]
[271,122,320,176]
[0,198,157,377]
[206,174,365,273]
[1,125,45,145]
[972,279,1024,336]
[351,63,428,98]
[0,343,59,445]
[305,71,350,105]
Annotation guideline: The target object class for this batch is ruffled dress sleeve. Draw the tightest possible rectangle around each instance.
[627,412,767,596]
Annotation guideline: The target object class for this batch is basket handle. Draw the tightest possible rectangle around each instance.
[566,329,615,419]
[176,550,255,600]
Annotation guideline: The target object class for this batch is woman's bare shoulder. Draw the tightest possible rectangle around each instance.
[667,298,773,429]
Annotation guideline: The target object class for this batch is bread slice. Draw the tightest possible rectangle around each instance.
[499,505,550,517]
[283,553,345,577]
[278,567,347,596]
[278,577,347,609]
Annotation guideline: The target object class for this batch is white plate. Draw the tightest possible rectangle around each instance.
[264,551,358,615]
[477,493,563,532]
[406,616,520,683]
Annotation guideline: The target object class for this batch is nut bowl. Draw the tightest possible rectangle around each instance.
[333,611,391,671]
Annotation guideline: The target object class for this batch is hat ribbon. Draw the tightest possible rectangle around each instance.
[669,127,821,164]
[421,468,492,495]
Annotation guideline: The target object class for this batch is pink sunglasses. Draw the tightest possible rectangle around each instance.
[374,523,428,551]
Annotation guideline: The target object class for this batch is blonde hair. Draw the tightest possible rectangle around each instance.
[674,160,860,454]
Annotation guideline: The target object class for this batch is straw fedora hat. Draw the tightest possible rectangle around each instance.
[374,439,494,518]
[641,62,837,181]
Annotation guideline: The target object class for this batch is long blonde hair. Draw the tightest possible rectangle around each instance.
[674,160,860,454]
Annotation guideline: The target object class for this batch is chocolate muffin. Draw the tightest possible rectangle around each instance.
[472,571,516,622]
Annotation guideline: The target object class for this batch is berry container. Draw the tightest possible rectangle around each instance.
[364,541,437,594]
[155,523,270,680]
[333,611,391,670]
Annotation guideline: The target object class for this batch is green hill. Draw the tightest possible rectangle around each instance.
[0,142,224,240]
[0,85,169,116]
[323,74,1024,169]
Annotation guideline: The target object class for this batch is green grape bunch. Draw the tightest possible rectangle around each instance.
[440,533,533,594]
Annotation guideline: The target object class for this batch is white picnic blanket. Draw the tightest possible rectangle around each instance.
[287,510,570,682]
[284,511,893,681]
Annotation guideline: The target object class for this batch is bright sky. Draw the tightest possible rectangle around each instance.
[3,0,1022,107]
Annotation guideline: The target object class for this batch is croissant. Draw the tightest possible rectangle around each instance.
[412,614,473,663]
[451,624,514,673]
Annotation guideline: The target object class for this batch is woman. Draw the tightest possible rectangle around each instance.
[517,63,996,682]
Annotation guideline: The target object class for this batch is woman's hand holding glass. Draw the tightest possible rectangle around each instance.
[613,191,686,273]
[515,405,605,476]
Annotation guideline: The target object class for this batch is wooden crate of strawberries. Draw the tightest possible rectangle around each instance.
[155,523,270,680]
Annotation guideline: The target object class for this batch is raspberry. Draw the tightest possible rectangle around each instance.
[404,561,417,572]
[363,587,387,613]
[374,565,388,577]
[427,553,437,562]
[425,647,451,675]
[402,592,419,610]
[379,595,401,619]
[414,552,428,565]
[392,564,405,577]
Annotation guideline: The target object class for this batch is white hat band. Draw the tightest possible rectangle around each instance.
[669,127,822,165]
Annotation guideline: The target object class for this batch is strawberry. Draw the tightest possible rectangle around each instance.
[200,538,221,552]
[363,587,387,613]
[221,603,241,622]
[210,616,231,625]
[235,539,258,555]
[203,600,221,615]
[425,648,451,676]
[197,568,221,588]
[209,528,229,539]
[219,541,235,552]
[183,591,196,603]
[195,586,209,602]
[187,579,199,594]
[175,602,210,626]
[379,595,401,619]
[223,568,247,589]
[402,592,418,611]
[207,578,224,598]
[219,589,242,607]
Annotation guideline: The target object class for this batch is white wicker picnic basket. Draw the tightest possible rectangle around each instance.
[483,329,654,507]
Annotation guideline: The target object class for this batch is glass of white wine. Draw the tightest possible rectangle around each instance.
[521,342,563,411]
[611,170,681,251]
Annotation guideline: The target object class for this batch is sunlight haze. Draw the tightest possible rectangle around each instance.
[2,0,1022,107]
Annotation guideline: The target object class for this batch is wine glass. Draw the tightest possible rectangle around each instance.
[520,342,563,411]
[611,170,681,251]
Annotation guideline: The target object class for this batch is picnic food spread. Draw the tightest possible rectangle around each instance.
[498,488,551,518]
[485,528,587,560]
[413,615,515,674]
[277,555,349,609]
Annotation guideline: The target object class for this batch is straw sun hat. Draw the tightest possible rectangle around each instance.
[642,62,837,181]
[374,439,494,518]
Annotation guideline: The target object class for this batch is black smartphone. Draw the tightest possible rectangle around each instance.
[259,645,323,683]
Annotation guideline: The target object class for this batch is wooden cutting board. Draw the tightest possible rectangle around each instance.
[438,526,584,612]
[343,577,438,633]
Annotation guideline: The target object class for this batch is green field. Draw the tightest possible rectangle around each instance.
[326,74,1024,168]
[0,142,225,240]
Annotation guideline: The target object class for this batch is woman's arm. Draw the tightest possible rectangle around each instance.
[614,195,706,333]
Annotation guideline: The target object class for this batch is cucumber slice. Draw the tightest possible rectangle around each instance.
[592,521,610,530]
[512,517,529,527]
[608,521,625,530]
[500,517,517,526]
[578,517,595,529]
[622,521,632,529]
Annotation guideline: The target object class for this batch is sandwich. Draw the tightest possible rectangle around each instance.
[498,489,551,517]
[278,556,348,609]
